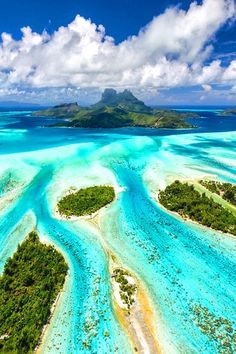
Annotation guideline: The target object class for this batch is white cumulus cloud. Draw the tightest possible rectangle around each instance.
[202,84,213,92]
[0,0,235,103]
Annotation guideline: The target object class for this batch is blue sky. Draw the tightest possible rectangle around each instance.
[0,1,202,42]
[0,0,235,105]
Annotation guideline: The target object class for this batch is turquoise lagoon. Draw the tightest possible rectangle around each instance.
[0,109,236,353]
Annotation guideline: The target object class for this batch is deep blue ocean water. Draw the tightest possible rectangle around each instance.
[0,106,235,154]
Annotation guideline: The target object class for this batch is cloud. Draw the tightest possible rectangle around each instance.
[0,0,235,103]
[222,60,236,82]
[202,84,212,92]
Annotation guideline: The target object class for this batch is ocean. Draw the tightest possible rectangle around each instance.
[0,107,235,353]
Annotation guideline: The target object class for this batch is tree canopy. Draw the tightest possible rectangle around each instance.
[159,180,236,236]
[0,231,68,353]
[58,185,115,217]
[200,180,236,206]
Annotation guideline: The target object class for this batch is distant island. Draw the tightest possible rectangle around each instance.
[221,108,236,116]
[33,89,198,129]
[0,101,40,108]
[0,231,68,353]
[159,180,236,236]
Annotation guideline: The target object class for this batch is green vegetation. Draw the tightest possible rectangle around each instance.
[58,186,115,217]
[70,107,133,128]
[159,180,236,235]
[113,268,137,309]
[33,102,80,118]
[0,231,68,354]
[151,109,196,128]
[192,304,236,354]
[33,89,198,129]
[200,180,236,206]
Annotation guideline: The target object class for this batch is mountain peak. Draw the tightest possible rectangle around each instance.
[54,102,79,108]
[94,89,151,113]
[119,89,136,100]
[101,88,117,102]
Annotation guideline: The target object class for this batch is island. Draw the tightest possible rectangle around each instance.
[0,231,68,353]
[109,257,160,353]
[220,108,236,116]
[112,268,137,310]
[158,180,236,236]
[57,185,115,217]
[33,89,198,129]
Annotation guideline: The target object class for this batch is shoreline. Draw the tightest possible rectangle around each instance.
[53,184,125,223]
[153,179,236,238]
[0,185,24,214]
[109,257,161,354]
[35,272,70,353]
[51,183,162,353]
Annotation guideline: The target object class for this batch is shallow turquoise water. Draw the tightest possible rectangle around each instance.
[0,110,236,353]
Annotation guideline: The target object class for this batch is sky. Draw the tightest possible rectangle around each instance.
[0,0,236,106]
